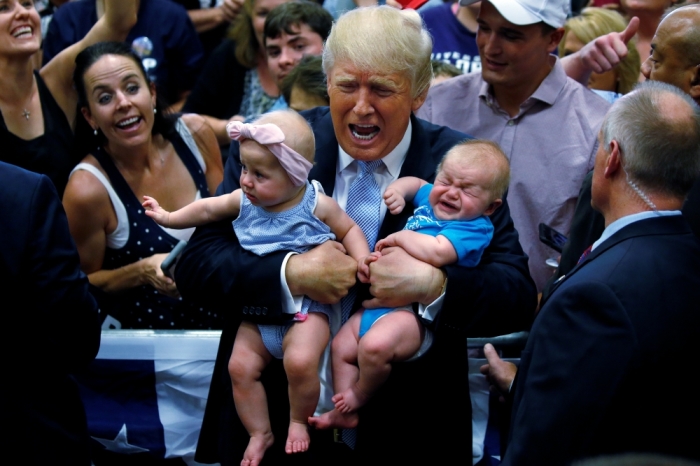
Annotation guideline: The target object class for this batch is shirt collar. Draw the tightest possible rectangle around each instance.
[479,55,567,108]
[592,210,683,250]
[337,119,412,177]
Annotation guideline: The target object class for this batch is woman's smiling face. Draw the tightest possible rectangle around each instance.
[81,54,157,150]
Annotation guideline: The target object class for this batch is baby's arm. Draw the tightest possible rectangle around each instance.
[384,176,428,215]
[314,193,372,278]
[376,231,457,269]
[143,190,242,229]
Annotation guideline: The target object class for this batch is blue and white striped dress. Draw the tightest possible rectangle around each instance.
[233,180,335,358]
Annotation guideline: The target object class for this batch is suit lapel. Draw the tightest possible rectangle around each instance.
[378,115,440,240]
[308,108,339,196]
[543,216,690,307]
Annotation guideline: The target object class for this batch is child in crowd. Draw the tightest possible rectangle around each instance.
[143,111,370,465]
[313,140,510,429]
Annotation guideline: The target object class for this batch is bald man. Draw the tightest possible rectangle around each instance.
[491,81,700,465]
[550,4,700,283]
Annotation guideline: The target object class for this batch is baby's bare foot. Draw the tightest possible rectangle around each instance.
[308,408,359,430]
[241,432,274,466]
[285,421,310,454]
[334,387,368,413]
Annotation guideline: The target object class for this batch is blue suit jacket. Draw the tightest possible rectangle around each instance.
[178,108,536,464]
[504,215,700,465]
[0,162,100,464]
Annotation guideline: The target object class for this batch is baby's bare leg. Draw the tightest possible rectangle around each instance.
[341,309,424,412]
[308,312,363,429]
[228,322,274,466]
[281,313,329,454]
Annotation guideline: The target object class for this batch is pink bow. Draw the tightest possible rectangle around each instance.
[227,121,313,187]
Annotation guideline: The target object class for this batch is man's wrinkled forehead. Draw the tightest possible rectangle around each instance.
[333,70,404,92]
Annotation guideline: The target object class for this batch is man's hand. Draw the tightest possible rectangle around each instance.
[582,17,639,73]
[562,17,639,84]
[479,343,517,402]
[362,246,445,308]
[286,241,357,304]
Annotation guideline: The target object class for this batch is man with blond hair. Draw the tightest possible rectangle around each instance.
[178,6,536,465]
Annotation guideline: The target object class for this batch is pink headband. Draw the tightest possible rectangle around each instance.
[227,121,313,187]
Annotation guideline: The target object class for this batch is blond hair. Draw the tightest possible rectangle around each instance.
[322,6,433,98]
[228,0,260,69]
[254,110,316,163]
[559,8,641,94]
[438,140,511,201]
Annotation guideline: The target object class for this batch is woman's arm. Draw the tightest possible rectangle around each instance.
[63,165,177,297]
[41,0,138,129]
[181,113,224,194]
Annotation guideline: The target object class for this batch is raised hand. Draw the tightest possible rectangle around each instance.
[142,195,171,227]
[580,16,639,73]
[383,188,406,215]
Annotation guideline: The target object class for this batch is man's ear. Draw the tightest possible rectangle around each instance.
[411,87,429,113]
[547,27,565,54]
[689,64,700,105]
[604,139,622,178]
[483,198,503,216]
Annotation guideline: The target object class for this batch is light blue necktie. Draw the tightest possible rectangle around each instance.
[341,160,383,323]
[339,160,383,449]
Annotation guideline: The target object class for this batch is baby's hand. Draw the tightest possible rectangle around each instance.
[357,252,382,283]
[142,196,171,227]
[383,188,405,215]
[375,234,398,253]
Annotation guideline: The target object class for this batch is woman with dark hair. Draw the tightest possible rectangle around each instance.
[63,41,224,330]
[0,0,136,197]
[182,0,292,145]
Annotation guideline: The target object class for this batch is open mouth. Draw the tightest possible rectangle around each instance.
[439,200,458,212]
[12,26,32,38]
[350,124,379,141]
[116,116,141,130]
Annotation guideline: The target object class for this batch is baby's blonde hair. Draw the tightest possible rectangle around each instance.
[253,110,316,164]
[438,140,511,202]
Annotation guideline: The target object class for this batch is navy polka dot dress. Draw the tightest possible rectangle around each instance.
[92,127,222,330]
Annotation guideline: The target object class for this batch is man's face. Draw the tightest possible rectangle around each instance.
[266,24,324,85]
[641,11,698,102]
[476,1,561,92]
[327,60,426,161]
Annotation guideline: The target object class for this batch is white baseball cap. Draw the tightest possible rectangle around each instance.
[459,0,570,28]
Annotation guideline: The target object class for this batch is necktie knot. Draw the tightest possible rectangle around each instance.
[358,160,383,175]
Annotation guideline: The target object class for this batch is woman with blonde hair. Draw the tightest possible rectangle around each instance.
[559,7,641,95]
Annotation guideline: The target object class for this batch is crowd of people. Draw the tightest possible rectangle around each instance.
[1,0,700,465]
